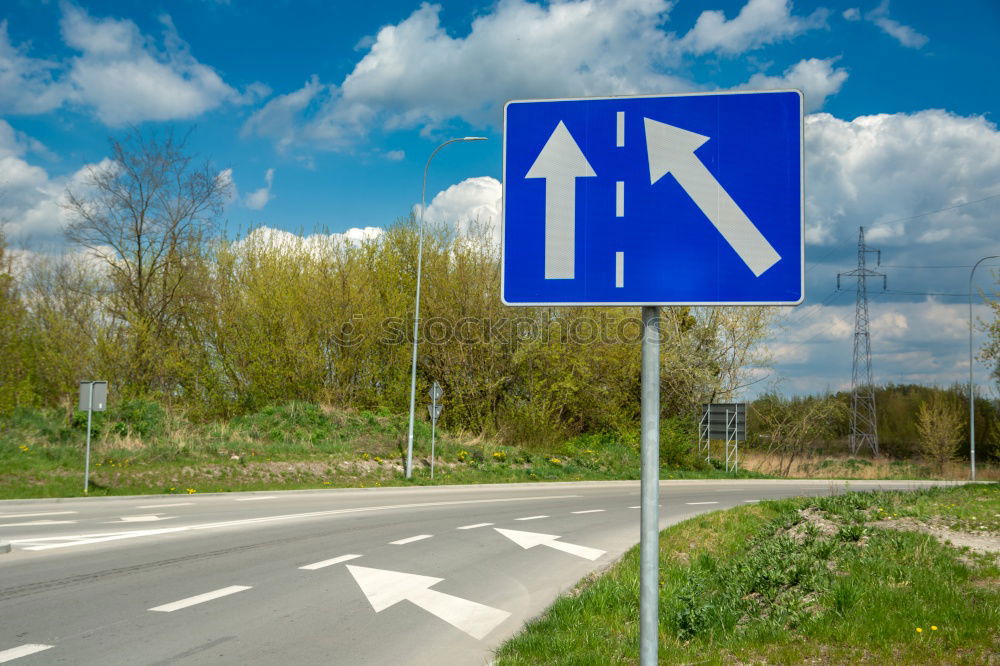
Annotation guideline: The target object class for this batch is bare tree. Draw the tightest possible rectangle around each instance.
[63,127,230,394]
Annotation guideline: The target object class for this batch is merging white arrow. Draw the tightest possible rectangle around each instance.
[346,565,510,640]
[494,528,605,561]
[644,117,781,277]
[526,121,596,280]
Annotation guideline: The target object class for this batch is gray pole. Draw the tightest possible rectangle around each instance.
[639,306,660,666]
[969,255,998,482]
[84,382,93,494]
[405,137,487,479]
[430,395,437,481]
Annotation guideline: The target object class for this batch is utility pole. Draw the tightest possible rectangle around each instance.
[837,227,886,456]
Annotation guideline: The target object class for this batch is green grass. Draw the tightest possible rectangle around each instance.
[0,402,765,499]
[494,484,1000,665]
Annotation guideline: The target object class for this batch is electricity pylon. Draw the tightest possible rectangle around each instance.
[837,227,886,456]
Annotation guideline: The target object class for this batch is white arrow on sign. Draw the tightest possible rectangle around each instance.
[526,121,596,280]
[346,565,510,640]
[644,117,781,277]
[494,527,605,561]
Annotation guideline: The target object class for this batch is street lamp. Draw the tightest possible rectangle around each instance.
[405,136,488,479]
[969,255,998,481]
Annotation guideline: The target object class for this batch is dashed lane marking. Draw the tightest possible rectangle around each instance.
[685,502,719,505]
[0,520,77,528]
[137,502,194,509]
[149,586,252,612]
[457,523,494,530]
[571,509,605,514]
[300,554,362,570]
[515,515,548,521]
[0,511,76,519]
[390,534,433,545]
[233,496,278,502]
[0,644,54,663]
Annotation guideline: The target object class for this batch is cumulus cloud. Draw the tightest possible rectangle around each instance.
[680,0,828,55]
[244,168,275,210]
[234,225,384,257]
[866,1,928,49]
[741,57,848,111]
[0,20,66,115]
[422,176,502,245]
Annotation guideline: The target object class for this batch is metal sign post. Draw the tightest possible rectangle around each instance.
[78,381,108,493]
[502,91,803,666]
[428,382,444,479]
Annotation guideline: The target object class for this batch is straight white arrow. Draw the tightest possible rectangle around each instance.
[346,565,510,640]
[494,527,605,561]
[526,121,596,280]
[644,117,781,277]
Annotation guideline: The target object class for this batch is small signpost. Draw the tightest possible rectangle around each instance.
[503,90,803,665]
[699,403,746,472]
[428,382,443,479]
[78,381,108,493]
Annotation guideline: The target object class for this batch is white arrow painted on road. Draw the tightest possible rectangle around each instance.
[644,117,781,277]
[346,565,511,640]
[494,527,605,561]
[526,121,596,280]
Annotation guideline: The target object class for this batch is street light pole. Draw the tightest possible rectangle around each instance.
[406,136,487,479]
[969,255,998,482]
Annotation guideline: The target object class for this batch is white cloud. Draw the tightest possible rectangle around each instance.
[0,20,66,115]
[842,8,861,21]
[742,57,848,111]
[244,168,275,210]
[803,110,1000,253]
[866,1,928,49]
[234,225,384,258]
[422,176,502,246]
[385,150,405,162]
[241,76,325,150]
[59,5,243,125]
[680,0,827,55]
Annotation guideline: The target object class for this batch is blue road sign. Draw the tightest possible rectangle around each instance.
[502,90,803,305]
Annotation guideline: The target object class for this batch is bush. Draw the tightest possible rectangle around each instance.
[110,399,166,439]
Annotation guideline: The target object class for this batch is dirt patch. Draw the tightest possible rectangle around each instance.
[785,507,840,543]
[870,517,1000,562]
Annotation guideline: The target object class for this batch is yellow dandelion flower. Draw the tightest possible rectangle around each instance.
[931,626,937,631]
[916,627,923,633]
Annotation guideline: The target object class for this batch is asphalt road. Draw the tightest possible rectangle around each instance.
[0,479,955,665]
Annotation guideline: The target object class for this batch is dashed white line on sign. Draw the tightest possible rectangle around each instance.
[0,644,54,663]
[137,502,194,509]
[515,515,548,521]
[0,520,76,528]
[685,502,719,505]
[571,510,605,514]
[457,523,493,530]
[300,554,362,570]
[234,496,278,502]
[149,586,251,612]
[390,534,433,545]
[0,511,76,519]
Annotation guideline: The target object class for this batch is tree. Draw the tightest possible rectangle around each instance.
[915,394,963,474]
[0,229,37,413]
[63,127,230,396]
[751,393,847,476]
[983,271,1000,391]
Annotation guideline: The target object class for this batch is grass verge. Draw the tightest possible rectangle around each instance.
[0,402,764,499]
[494,483,1000,665]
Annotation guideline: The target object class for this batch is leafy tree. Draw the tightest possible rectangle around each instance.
[915,393,963,473]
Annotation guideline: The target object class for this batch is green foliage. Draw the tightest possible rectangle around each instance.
[109,399,167,439]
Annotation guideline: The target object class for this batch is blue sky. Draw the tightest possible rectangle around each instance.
[2,0,999,398]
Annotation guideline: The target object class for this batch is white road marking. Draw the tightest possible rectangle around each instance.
[137,502,194,509]
[629,505,640,509]
[744,499,760,503]
[149,586,251,612]
[515,515,548,521]
[495,528,605,561]
[615,181,624,217]
[300,554,362,570]
[616,111,625,147]
[347,565,511,640]
[13,494,581,551]
[390,534,433,545]
[457,523,493,530]
[571,509,605,514]
[615,251,624,288]
[0,511,76,519]
[109,515,174,523]
[685,501,719,505]
[0,644,54,663]
[234,496,278,502]
[0,520,76,528]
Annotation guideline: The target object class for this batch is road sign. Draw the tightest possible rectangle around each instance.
[427,404,443,420]
[502,90,803,305]
[78,381,108,411]
[700,403,746,441]
[429,382,444,401]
